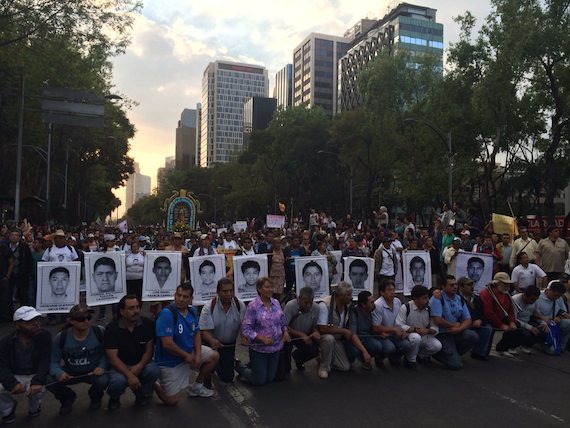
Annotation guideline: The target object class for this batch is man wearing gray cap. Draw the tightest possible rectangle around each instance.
[0,306,51,424]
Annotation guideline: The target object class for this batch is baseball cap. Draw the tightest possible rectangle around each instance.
[452,237,461,243]
[14,306,44,321]
[104,234,115,241]
[493,272,513,284]
[69,304,94,319]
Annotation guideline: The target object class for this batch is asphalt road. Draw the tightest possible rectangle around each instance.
[3,317,569,428]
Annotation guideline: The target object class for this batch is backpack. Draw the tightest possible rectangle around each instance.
[59,325,104,350]
[210,296,242,321]
[165,303,197,332]
[404,302,431,328]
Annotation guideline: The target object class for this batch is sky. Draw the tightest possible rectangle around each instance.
[110,0,494,217]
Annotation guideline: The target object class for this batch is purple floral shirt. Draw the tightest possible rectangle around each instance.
[242,296,287,353]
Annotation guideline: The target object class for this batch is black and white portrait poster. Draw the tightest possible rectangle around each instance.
[233,254,268,301]
[456,252,493,295]
[85,252,126,306]
[142,251,182,302]
[295,256,329,300]
[402,250,432,296]
[36,262,81,314]
[190,254,226,305]
[330,250,343,286]
[343,257,375,299]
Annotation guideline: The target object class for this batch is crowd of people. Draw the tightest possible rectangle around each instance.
[1,205,570,423]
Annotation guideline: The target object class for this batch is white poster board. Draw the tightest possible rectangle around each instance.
[343,257,375,299]
[190,254,226,305]
[233,221,248,233]
[295,256,329,300]
[266,214,285,229]
[330,250,343,286]
[142,251,182,301]
[233,254,268,301]
[456,252,494,295]
[402,250,432,296]
[36,262,81,314]
[85,253,126,306]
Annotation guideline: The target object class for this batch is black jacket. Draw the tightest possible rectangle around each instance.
[0,329,52,390]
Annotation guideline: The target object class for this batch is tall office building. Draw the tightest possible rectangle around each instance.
[156,156,175,194]
[273,64,293,109]
[125,162,151,210]
[195,103,202,166]
[243,97,277,140]
[175,107,199,170]
[338,3,444,113]
[200,61,269,167]
[293,33,350,117]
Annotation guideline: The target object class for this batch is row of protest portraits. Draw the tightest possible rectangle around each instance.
[36,250,494,313]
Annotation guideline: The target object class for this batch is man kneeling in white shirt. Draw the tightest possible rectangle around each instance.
[395,285,441,369]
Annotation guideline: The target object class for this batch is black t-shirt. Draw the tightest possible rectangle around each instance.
[104,317,155,366]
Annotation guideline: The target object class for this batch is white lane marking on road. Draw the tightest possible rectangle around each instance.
[225,382,264,427]
[483,387,565,424]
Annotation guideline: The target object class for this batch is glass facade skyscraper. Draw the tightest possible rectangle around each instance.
[338,3,444,113]
[293,33,350,117]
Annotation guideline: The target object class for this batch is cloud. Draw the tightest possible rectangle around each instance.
[111,0,494,215]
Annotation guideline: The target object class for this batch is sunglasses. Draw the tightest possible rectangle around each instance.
[73,315,92,322]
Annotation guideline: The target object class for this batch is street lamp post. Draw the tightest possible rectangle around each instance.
[317,150,353,215]
[403,118,453,207]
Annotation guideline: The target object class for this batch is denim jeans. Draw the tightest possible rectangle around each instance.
[107,362,160,399]
[471,324,494,356]
[434,330,479,369]
[46,373,110,403]
[235,348,281,386]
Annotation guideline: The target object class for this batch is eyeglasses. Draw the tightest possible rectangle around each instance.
[73,315,92,322]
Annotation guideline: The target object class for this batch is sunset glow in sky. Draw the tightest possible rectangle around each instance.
[110,0,493,216]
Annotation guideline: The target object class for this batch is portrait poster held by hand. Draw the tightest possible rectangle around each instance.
[233,254,268,301]
[330,250,343,285]
[402,250,432,296]
[85,252,126,306]
[456,252,493,295]
[343,257,375,299]
[36,262,81,314]
[142,251,182,302]
[294,256,329,300]
[190,254,226,305]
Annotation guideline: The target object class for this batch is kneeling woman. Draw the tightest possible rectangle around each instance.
[237,277,290,385]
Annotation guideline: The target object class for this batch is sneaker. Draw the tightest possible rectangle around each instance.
[519,346,532,355]
[318,369,329,379]
[498,350,514,358]
[2,400,16,424]
[28,405,41,418]
[188,383,214,398]
[59,397,75,416]
[107,398,120,411]
[509,348,519,355]
[89,399,102,410]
